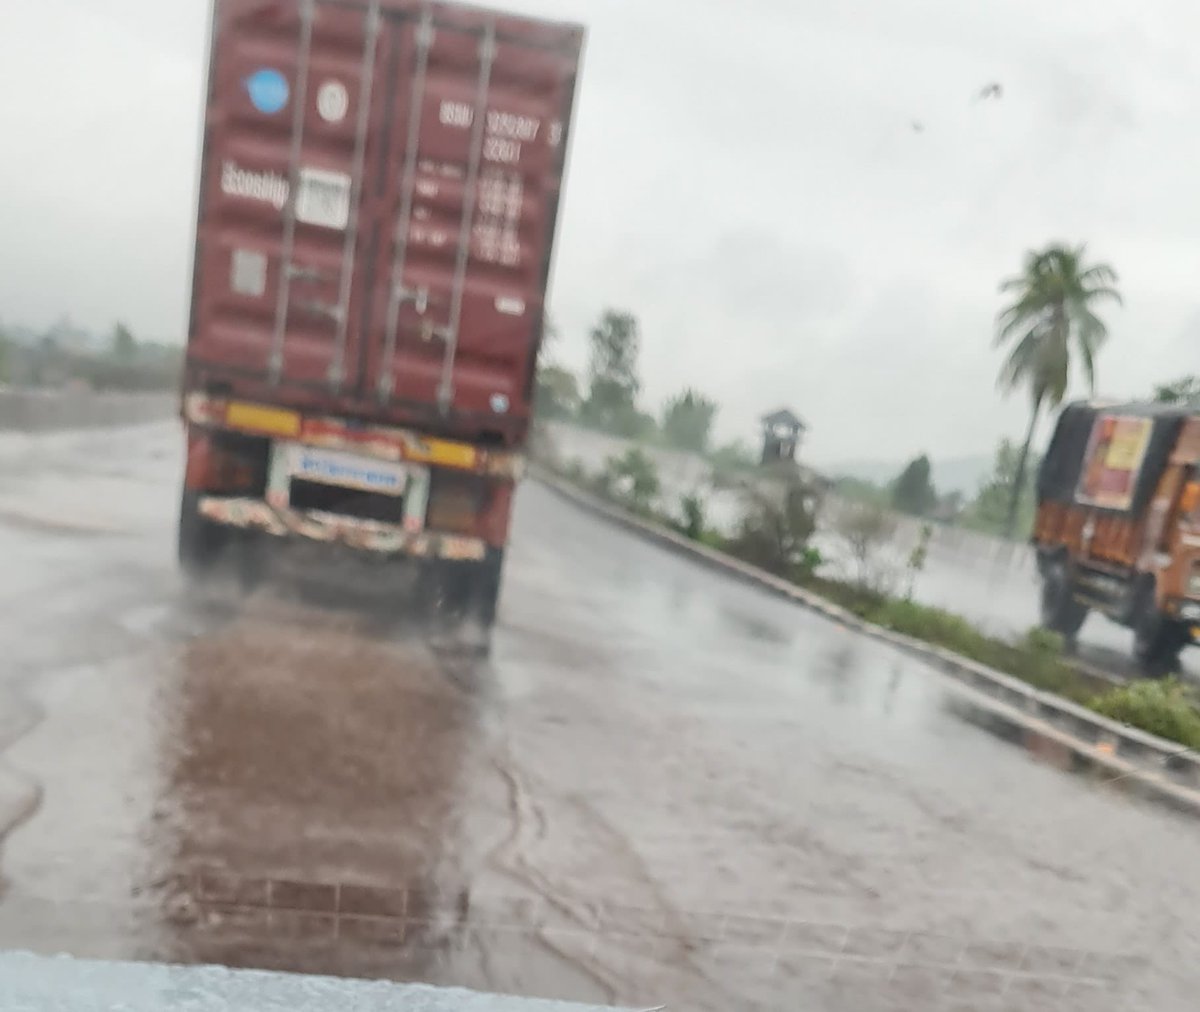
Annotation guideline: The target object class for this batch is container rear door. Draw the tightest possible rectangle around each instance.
[191,0,388,392]
[367,5,582,424]
[189,0,582,427]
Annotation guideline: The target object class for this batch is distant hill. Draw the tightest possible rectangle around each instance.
[824,453,994,496]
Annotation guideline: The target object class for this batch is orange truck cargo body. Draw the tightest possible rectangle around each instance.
[177,0,584,627]
[1034,401,1200,674]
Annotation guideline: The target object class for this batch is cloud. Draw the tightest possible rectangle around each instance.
[1,0,1198,461]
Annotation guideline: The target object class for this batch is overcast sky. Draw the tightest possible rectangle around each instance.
[1,0,1198,465]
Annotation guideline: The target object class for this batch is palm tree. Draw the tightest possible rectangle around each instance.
[994,243,1122,536]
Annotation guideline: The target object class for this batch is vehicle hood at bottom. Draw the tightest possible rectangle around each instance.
[0,951,639,1012]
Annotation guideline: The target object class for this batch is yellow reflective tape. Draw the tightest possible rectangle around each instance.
[226,402,301,438]
[406,437,478,470]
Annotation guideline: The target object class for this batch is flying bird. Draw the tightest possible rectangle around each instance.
[975,82,1003,102]
[911,119,925,134]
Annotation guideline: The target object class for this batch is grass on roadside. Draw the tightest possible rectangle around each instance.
[798,581,1091,704]
[1090,679,1200,751]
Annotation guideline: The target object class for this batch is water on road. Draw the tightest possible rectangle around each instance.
[0,423,1196,1010]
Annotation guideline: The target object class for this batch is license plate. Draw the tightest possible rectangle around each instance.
[289,445,407,496]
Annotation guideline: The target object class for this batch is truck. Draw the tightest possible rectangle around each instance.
[1034,401,1200,675]
[178,0,584,632]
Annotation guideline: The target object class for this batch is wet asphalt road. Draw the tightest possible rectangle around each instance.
[0,423,1199,1010]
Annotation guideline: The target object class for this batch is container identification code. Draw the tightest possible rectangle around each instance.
[295,168,352,230]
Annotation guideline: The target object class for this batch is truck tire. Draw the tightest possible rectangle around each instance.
[420,552,503,625]
[417,551,503,654]
[1133,609,1187,679]
[471,548,504,630]
[1039,562,1088,650]
[177,489,228,576]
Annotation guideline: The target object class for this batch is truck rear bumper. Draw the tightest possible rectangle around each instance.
[198,496,487,562]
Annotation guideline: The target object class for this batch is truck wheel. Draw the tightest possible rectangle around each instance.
[417,552,502,655]
[1133,610,1187,679]
[1039,563,1088,650]
[177,490,228,576]
[420,552,503,625]
[471,549,504,630]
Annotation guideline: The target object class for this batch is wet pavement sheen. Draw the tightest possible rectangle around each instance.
[0,424,1197,1009]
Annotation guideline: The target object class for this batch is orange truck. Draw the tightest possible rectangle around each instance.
[1035,401,1200,675]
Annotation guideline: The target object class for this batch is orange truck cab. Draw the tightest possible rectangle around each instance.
[1034,401,1200,675]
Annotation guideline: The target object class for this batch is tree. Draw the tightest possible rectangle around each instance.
[111,321,137,360]
[1154,375,1200,406]
[661,388,718,453]
[891,454,938,516]
[534,364,581,419]
[726,473,821,578]
[580,310,641,434]
[833,501,899,593]
[962,438,1041,537]
[995,243,1121,536]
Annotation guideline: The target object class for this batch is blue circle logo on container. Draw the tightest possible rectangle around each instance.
[245,69,289,114]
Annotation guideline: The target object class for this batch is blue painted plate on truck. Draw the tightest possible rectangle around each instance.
[287,445,408,496]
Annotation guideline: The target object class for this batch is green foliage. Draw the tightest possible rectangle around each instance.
[904,523,933,599]
[604,447,660,512]
[617,409,658,442]
[833,500,898,592]
[533,364,581,419]
[961,438,1040,538]
[580,310,642,434]
[996,244,1121,405]
[891,454,938,516]
[1089,679,1200,750]
[1153,375,1200,406]
[678,493,706,541]
[725,474,820,578]
[995,243,1121,535]
[661,388,718,453]
[796,545,824,579]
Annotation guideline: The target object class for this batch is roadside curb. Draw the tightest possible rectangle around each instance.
[532,466,1200,818]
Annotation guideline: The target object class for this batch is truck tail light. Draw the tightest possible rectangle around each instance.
[1183,481,1200,519]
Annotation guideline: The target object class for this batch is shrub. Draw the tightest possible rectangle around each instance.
[678,493,706,541]
[904,523,933,600]
[1088,679,1200,750]
[794,545,824,580]
[725,473,820,577]
[604,447,660,512]
[832,500,899,593]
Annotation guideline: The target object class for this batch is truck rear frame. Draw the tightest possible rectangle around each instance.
[1034,404,1200,675]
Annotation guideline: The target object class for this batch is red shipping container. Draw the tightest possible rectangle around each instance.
[185,0,585,447]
